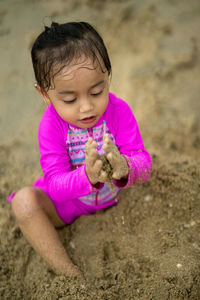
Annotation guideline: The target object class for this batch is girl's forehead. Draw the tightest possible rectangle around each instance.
[54,57,105,82]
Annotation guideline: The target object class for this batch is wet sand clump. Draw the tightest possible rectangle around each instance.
[98,154,113,180]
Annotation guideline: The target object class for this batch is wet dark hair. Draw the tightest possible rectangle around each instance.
[31,21,111,92]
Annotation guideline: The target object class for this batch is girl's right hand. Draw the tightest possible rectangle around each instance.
[85,138,108,186]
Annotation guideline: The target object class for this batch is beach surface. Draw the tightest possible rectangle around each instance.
[0,0,200,299]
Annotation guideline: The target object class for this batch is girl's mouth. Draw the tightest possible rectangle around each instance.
[80,116,97,124]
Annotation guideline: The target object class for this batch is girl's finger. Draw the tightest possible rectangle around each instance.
[112,171,121,180]
[106,152,113,163]
[103,139,115,154]
[88,137,93,143]
[86,139,97,154]
[85,137,93,148]
[93,159,103,173]
[85,138,93,154]
[106,150,120,170]
[103,133,109,140]
[91,140,97,148]
[99,170,108,182]
[88,149,98,166]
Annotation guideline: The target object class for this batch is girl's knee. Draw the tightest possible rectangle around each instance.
[11,187,41,221]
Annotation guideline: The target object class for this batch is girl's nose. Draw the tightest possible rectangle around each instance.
[79,98,93,113]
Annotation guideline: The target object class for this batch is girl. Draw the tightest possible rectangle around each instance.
[8,22,152,277]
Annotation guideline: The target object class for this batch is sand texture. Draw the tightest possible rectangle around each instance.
[0,0,200,299]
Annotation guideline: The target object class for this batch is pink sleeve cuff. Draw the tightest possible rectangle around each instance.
[114,152,152,188]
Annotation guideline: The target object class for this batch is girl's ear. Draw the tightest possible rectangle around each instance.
[34,84,51,105]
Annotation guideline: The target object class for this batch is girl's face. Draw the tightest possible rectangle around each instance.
[37,58,110,129]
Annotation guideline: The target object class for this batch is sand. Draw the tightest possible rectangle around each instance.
[0,0,200,299]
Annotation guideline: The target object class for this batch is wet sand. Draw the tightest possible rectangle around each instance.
[0,0,200,299]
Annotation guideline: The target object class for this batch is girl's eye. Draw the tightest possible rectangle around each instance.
[91,91,103,97]
[63,99,76,104]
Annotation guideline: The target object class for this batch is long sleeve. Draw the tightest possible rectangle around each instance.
[38,106,98,203]
[107,95,152,188]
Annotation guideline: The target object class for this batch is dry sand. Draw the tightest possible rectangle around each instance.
[0,0,200,299]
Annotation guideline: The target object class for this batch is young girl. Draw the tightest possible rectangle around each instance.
[8,21,152,277]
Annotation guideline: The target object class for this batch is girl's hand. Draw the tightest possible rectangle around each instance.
[85,138,108,186]
[103,134,129,180]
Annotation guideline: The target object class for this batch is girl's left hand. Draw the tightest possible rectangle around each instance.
[85,137,109,185]
[103,134,129,180]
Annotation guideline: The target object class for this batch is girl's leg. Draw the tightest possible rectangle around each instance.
[11,187,82,277]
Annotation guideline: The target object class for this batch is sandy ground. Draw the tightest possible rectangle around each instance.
[0,0,200,299]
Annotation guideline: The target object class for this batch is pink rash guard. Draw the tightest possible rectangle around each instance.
[7,92,152,224]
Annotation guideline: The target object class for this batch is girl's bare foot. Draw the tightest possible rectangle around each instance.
[64,263,84,279]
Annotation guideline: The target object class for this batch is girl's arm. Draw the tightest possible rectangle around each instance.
[108,97,152,188]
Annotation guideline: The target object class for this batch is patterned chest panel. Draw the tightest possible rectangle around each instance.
[66,120,116,168]
[66,121,119,206]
